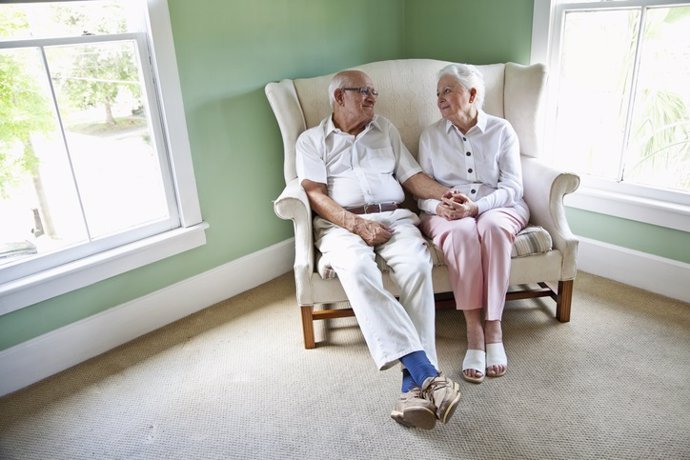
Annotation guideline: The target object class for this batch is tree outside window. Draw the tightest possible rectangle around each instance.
[1,1,173,268]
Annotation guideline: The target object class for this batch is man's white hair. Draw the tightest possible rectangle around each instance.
[327,70,367,108]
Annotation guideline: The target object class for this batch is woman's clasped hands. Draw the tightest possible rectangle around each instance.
[436,189,479,220]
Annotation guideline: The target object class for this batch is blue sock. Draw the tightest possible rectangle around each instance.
[401,369,415,393]
[399,350,439,388]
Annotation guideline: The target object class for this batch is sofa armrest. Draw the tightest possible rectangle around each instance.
[273,178,315,304]
[521,157,581,279]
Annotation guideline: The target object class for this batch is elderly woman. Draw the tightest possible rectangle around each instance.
[417,63,530,384]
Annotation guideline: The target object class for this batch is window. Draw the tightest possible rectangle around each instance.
[532,0,690,232]
[0,0,206,313]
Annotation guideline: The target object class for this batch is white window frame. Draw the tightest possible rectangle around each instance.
[531,0,690,233]
[0,0,207,314]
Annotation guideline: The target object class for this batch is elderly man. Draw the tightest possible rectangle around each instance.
[295,69,462,430]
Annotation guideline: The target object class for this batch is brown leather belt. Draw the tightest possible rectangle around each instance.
[346,202,399,214]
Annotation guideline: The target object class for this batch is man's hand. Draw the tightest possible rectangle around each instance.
[443,189,468,204]
[345,213,393,246]
[302,179,394,245]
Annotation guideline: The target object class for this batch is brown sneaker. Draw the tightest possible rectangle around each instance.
[390,387,437,430]
[421,375,462,424]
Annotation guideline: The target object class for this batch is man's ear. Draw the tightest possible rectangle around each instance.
[469,88,477,103]
[334,88,344,106]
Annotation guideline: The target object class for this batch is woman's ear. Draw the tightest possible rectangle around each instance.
[469,88,477,103]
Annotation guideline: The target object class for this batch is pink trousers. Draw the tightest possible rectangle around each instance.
[420,204,529,320]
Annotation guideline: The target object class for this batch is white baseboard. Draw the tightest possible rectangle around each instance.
[577,236,690,304]
[0,239,295,397]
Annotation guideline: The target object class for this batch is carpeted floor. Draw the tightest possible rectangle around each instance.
[0,271,688,460]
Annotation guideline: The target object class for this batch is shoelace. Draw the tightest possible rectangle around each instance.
[402,388,423,400]
[423,377,452,403]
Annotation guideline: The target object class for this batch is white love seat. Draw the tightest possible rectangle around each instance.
[266,59,580,349]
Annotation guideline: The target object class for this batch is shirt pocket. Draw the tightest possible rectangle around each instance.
[360,147,396,174]
[325,150,352,175]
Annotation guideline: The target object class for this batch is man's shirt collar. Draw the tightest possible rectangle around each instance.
[324,114,381,137]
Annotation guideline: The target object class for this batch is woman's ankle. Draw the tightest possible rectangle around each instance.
[484,320,503,344]
[464,309,485,350]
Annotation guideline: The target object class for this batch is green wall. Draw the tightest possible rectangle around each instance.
[566,209,690,262]
[403,0,534,64]
[1,0,687,352]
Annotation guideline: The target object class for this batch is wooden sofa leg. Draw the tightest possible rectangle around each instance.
[300,306,316,349]
[556,280,574,322]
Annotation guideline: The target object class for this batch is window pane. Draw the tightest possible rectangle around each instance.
[625,6,690,193]
[555,9,640,180]
[45,40,171,239]
[1,38,173,268]
[0,47,88,266]
[0,1,141,40]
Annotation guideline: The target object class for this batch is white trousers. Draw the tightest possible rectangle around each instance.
[314,208,437,370]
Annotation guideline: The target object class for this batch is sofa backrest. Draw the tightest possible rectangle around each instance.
[265,59,547,185]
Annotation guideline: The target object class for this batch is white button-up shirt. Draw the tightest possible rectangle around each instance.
[296,114,422,208]
[417,110,525,215]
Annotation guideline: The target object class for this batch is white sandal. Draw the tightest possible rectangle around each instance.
[486,343,507,378]
[462,349,486,384]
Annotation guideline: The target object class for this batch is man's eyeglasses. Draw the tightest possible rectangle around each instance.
[342,87,379,97]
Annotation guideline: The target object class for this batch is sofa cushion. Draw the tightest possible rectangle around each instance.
[511,225,553,258]
[316,225,552,280]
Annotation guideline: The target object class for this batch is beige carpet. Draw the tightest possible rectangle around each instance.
[0,271,688,460]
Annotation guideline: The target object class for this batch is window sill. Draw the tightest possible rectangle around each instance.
[566,187,690,233]
[0,222,209,315]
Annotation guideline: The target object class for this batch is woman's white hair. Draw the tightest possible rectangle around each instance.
[438,63,485,110]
